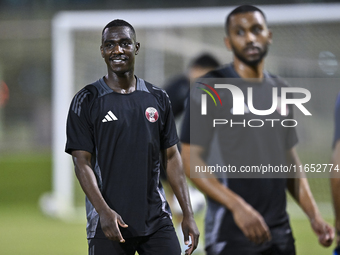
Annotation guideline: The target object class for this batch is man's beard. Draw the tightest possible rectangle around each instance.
[231,42,269,67]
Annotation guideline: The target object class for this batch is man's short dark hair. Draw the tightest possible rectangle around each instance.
[189,53,220,69]
[225,5,267,35]
[102,19,136,38]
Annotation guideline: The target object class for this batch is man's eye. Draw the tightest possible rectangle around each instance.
[253,26,262,34]
[236,30,244,36]
[121,42,130,47]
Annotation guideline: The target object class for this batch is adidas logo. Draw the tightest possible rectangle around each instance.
[102,111,118,122]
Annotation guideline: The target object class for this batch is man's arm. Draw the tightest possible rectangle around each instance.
[164,144,199,255]
[331,140,340,246]
[71,150,128,243]
[181,143,271,244]
[286,147,334,247]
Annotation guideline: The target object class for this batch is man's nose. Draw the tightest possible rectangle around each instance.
[245,32,255,44]
[113,44,123,54]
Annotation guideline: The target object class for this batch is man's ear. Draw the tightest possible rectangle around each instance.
[224,36,232,51]
[100,45,104,58]
[135,42,140,55]
[268,29,273,45]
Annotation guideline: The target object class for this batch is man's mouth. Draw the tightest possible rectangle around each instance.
[244,47,260,55]
[110,57,127,63]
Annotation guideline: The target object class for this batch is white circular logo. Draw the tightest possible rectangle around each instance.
[145,107,159,123]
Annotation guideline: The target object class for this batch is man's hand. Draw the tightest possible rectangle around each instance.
[99,208,128,243]
[232,201,271,244]
[310,215,334,247]
[72,150,128,243]
[181,215,200,255]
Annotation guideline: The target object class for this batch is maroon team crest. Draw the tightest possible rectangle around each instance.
[145,107,159,123]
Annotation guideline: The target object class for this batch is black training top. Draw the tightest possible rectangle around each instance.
[180,64,298,251]
[66,77,178,239]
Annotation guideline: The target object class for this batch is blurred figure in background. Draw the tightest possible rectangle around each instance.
[331,92,340,254]
[181,5,334,255]
[162,53,220,253]
[165,53,220,120]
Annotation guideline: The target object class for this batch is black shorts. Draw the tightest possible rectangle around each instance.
[206,221,296,255]
[88,225,181,255]
[206,243,296,255]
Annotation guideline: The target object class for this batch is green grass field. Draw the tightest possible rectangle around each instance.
[0,153,337,254]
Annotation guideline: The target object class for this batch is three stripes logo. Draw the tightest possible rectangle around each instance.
[196,82,222,115]
[102,111,118,122]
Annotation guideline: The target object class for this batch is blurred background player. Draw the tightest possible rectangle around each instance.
[162,53,220,253]
[331,92,340,254]
[180,5,334,255]
[164,53,220,121]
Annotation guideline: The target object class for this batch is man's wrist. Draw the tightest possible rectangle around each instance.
[95,202,112,215]
[182,210,195,219]
[228,196,246,214]
[308,211,322,223]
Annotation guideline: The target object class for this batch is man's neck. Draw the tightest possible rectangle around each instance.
[104,71,136,94]
[233,57,265,79]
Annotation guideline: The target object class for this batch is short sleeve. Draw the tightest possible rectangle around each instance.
[333,93,340,148]
[65,88,95,155]
[160,91,179,150]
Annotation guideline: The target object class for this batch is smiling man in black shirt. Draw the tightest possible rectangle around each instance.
[66,19,199,255]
